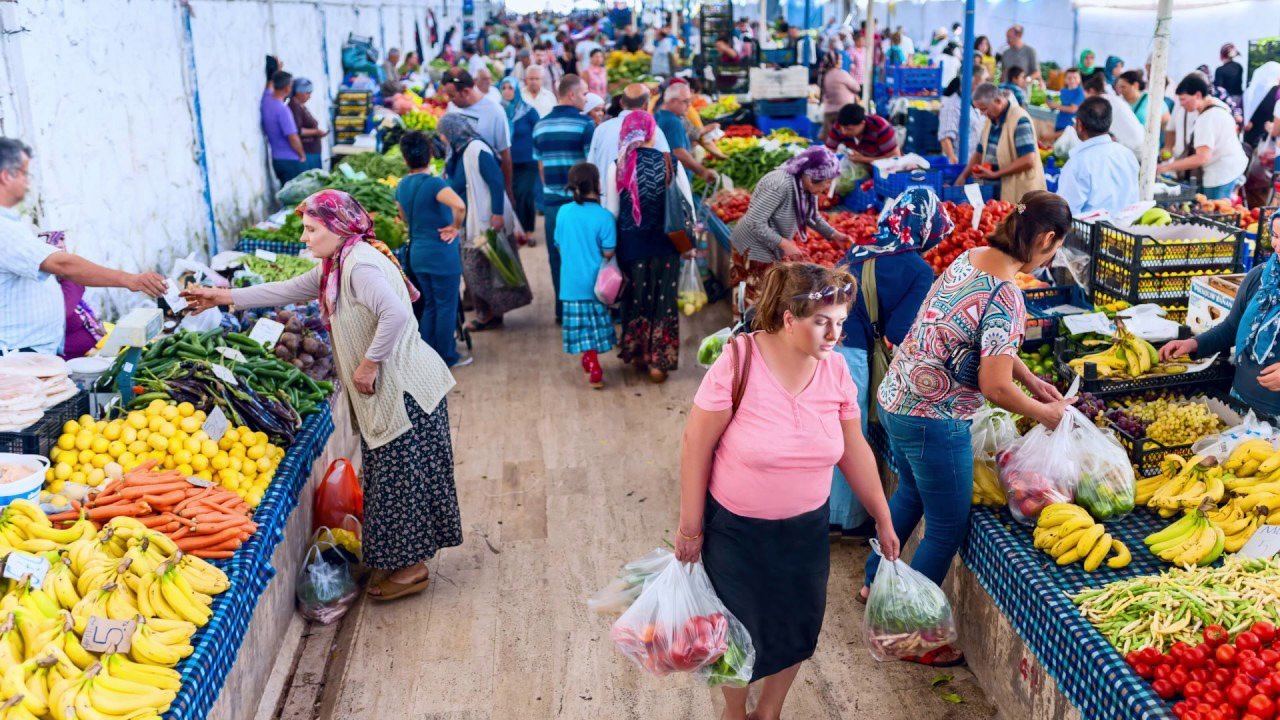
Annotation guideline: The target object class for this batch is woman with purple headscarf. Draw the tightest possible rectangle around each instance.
[729,146,852,313]
[604,110,682,382]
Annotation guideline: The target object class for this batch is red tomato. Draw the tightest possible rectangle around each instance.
[1215,669,1235,686]
[1263,650,1280,667]
[1245,658,1271,679]
[1257,678,1276,698]
[1239,633,1264,653]
[1206,628,1230,647]
[1172,668,1192,687]
[1187,682,1209,699]
[1158,665,1177,681]
[1136,662,1155,679]
[1193,668,1212,683]
[1230,684,1257,707]
[1154,679,1177,699]
[1219,645,1240,667]
[1211,711,1231,720]
[1207,690,1228,706]
[1248,695,1276,719]
[1187,647,1212,669]
[1175,702,1192,717]
[1174,643,1195,660]
[1244,650,1262,663]
[1253,623,1277,645]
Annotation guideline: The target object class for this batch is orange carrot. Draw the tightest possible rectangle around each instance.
[174,527,242,551]
[189,550,235,559]
[141,490,187,507]
[120,482,190,499]
[171,527,191,541]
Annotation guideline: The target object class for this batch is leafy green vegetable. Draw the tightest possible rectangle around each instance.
[338,152,409,180]
[243,212,304,245]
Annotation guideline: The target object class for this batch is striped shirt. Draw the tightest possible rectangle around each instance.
[0,206,64,353]
[730,168,837,263]
[983,105,1036,170]
[825,113,896,157]
[532,105,595,204]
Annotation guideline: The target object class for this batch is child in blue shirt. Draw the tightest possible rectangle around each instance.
[555,162,618,388]
[1052,67,1085,134]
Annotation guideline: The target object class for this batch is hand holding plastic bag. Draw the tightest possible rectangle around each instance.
[609,556,754,685]
[677,258,707,316]
[997,407,1087,525]
[587,548,676,616]
[863,539,957,662]
[1074,425,1136,521]
[970,406,1019,506]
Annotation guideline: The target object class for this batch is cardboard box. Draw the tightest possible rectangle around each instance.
[1187,273,1243,334]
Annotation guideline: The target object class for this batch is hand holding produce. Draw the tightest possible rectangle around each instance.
[863,539,957,661]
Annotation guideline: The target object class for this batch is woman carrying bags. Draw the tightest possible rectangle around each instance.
[729,146,853,314]
[500,76,542,247]
[438,114,532,333]
[604,111,681,383]
[860,191,1075,665]
[675,262,899,720]
[829,187,952,536]
[182,190,461,601]
[556,162,618,389]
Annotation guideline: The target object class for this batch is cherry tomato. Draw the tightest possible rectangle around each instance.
[1246,715,1269,720]
[1270,672,1280,690]
[1157,664,1176,681]
[1215,669,1235,686]
[1211,710,1232,720]
[1173,643,1194,661]
[1154,679,1177,700]
[1186,682,1208,700]
[1229,684,1256,707]
[1174,702,1190,718]
[1245,658,1271,679]
[1188,647,1212,669]
[1257,678,1276,698]
[1239,633,1264,653]
[1183,713,1202,720]
[1172,668,1192,687]
[1136,662,1155,679]
[1202,628,1226,648]
[1261,650,1280,667]
[1207,690,1227,706]
[1219,645,1240,667]
[1253,622,1277,645]
[1248,694,1276,719]
[1193,668,1212,683]
[1144,646,1168,664]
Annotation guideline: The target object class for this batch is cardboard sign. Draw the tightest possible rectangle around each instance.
[1238,525,1280,560]
[210,363,238,386]
[202,406,229,443]
[2,551,50,589]
[186,476,213,488]
[216,346,247,363]
[248,317,285,349]
[254,249,278,262]
[964,184,984,229]
[81,616,137,653]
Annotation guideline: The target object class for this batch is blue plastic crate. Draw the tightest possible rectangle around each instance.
[842,184,880,213]
[761,48,797,66]
[755,98,807,117]
[872,164,942,198]
[903,133,942,155]
[905,107,939,133]
[940,182,995,205]
[887,65,942,96]
[757,114,812,139]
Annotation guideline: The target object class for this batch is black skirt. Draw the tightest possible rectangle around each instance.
[701,494,831,681]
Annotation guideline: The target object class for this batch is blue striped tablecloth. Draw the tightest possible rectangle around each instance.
[164,405,334,720]
[959,506,1177,720]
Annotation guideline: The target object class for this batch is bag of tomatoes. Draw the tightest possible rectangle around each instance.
[609,557,755,686]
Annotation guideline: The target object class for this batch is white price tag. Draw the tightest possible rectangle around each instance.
[248,317,285,348]
[216,346,247,363]
[186,476,213,488]
[81,616,137,652]
[964,184,984,229]
[210,363,238,386]
[202,406,229,443]
[254,249,278,262]
[163,289,188,313]
[1239,526,1280,559]
[2,551,50,589]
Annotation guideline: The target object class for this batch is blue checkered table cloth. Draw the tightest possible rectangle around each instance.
[235,237,305,257]
[960,506,1178,720]
[163,405,334,720]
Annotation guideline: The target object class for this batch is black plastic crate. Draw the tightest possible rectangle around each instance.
[1023,285,1090,344]
[1053,335,1230,398]
[1099,392,1235,477]
[1068,217,1095,255]
[1093,216,1243,269]
[1152,181,1199,207]
[1092,258,1231,305]
[1257,205,1277,266]
[0,391,90,457]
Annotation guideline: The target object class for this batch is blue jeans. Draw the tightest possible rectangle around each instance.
[413,271,461,367]
[1201,176,1242,200]
[271,157,306,184]
[830,346,870,530]
[305,152,323,171]
[542,199,567,322]
[864,406,973,587]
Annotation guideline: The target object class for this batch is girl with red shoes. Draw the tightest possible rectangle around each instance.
[555,163,619,388]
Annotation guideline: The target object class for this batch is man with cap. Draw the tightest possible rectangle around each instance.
[441,68,515,202]
[287,77,327,170]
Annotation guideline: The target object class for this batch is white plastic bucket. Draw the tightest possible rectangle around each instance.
[0,453,50,506]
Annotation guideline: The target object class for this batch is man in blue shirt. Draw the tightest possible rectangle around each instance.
[1057,97,1139,216]
[533,74,594,323]
[655,81,717,185]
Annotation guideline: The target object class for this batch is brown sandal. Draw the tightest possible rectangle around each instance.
[367,573,429,602]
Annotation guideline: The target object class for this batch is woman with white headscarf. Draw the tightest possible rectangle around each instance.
[1243,61,1280,149]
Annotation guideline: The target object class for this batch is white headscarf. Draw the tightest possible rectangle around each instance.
[1244,62,1280,123]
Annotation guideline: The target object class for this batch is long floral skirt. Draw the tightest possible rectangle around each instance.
[618,255,680,372]
[358,394,463,570]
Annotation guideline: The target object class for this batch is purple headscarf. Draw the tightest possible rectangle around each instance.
[783,146,840,239]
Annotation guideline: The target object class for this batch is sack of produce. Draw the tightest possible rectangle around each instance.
[474,229,528,289]
[278,169,330,206]
[587,548,676,616]
[863,539,957,661]
[677,257,707,316]
[609,559,754,684]
[296,529,359,624]
[697,328,732,369]
[996,407,1089,525]
[314,459,363,534]
[970,405,1019,505]
[1074,425,1137,521]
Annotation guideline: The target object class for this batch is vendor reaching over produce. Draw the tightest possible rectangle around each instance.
[1156,72,1249,201]
[864,191,1074,666]
[824,103,899,165]
[0,138,168,355]
[954,83,1045,204]
[829,187,951,536]
[656,81,717,186]
[182,189,461,602]
[1160,209,1280,418]
[1056,97,1139,216]
[729,147,852,314]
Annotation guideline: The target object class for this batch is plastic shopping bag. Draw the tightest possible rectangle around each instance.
[475,229,528,289]
[969,405,1019,506]
[313,459,363,535]
[1193,410,1277,463]
[1074,424,1137,521]
[296,529,359,624]
[863,539,958,662]
[587,548,676,616]
[595,257,626,306]
[677,257,707,316]
[609,556,755,686]
[996,407,1088,525]
[697,328,732,369]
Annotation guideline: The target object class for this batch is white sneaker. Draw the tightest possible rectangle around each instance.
[450,354,475,368]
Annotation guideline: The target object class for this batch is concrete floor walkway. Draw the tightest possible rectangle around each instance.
[317,239,997,720]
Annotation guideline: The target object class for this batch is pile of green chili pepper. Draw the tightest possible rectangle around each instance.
[1070,555,1280,653]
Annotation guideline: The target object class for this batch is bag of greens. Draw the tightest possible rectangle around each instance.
[863,539,957,661]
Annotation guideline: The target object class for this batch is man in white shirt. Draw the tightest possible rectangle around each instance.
[463,42,488,80]
[1057,98,1139,216]
[521,68,556,118]
[0,139,167,354]
[588,84,671,179]
[1157,73,1249,199]
[1083,72,1144,158]
[474,67,502,106]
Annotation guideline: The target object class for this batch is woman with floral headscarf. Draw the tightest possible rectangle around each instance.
[729,146,853,314]
[182,190,461,602]
[603,110,681,382]
[501,75,542,241]
[1161,209,1280,419]
[828,187,951,537]
[438,113,532,332]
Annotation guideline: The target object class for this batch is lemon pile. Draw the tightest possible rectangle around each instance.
[47,400,284,507]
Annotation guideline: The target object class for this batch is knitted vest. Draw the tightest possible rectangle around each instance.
[980,101,1046,203]
[330,243,455,448]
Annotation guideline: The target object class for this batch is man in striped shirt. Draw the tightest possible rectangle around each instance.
[533,74,594,324]
[826,103,900,165]
[0,139,167,354]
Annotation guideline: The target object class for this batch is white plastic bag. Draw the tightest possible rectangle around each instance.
[588,548,675,616]
[1193,411,1278,463]
[677,257,707,316]
[1074,425,1137,521]
[609,558,754,685]
[997,407,1087,525]
[697,328,733,369]
[296,528,359,624]
[969,406,1019,506]
[863,539,958,661]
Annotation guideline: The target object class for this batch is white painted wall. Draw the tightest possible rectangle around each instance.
[0,0,474,319]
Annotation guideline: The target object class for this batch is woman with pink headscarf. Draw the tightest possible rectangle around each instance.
[604,110,682,383]
[183,190,461,602]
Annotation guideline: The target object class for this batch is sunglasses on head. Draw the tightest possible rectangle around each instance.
[793,283,854,304]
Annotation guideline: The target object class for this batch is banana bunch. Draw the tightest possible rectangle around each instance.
[1033,503,1132,571]
[46,655,176,720]
[1143,509,1226,566]
[971,459,1007,506]
[1138,455,1226,515]
[0,501,96,556]
[1220,438,1280,518]
[1206,499,1265,553]
[1067,326,1177,379]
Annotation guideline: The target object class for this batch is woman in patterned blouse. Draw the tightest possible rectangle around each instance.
[859,190,1075,666]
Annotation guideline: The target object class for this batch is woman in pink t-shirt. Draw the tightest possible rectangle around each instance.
[675,263,899,720]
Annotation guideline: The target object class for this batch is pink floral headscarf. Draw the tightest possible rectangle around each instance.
[617,111,657,226]
[298,189,420,327]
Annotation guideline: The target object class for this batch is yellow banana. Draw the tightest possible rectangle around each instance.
[1056,547,1084,565]
[1082,532,1112,572]
[1106,539,1132,569]
[1050,528,1089,557]
[1259,451,1280,475]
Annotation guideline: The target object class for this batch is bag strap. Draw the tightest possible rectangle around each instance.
[401,175,425,241]
[729,334,753,416]
[860,259,882,340]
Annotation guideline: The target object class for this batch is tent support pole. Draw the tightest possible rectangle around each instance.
[861,0,875,110]
[1139,0,1173,202]
[958,0,975,163]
